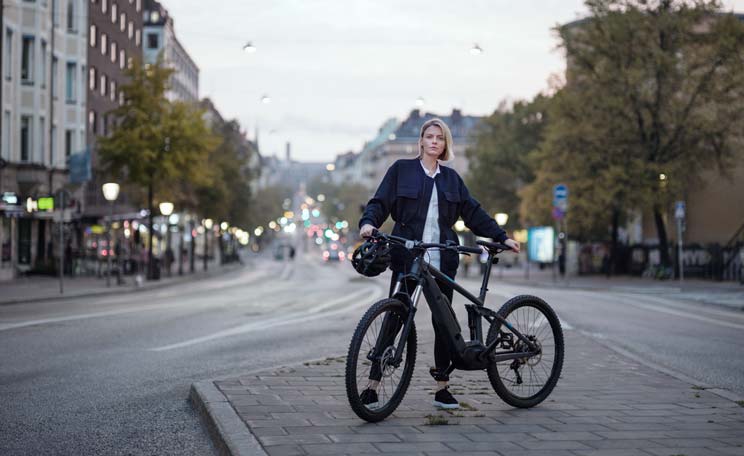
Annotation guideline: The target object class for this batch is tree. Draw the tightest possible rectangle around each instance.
[194,117,257,227]
[465,95,551,228]
[524,0,744,267]
[97,58,216,279]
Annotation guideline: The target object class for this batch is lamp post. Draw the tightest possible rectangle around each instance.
[102,183,120,287]
[203,218,213,271]
[495,213,509,278]
[159,202,174,277]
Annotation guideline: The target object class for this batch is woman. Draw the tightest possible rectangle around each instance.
[358,118,520,409]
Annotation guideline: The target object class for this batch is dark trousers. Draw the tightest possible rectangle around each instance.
[367,271,455,382]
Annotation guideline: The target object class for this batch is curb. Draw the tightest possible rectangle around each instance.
[0,263,246,306]
[190,381,268,456]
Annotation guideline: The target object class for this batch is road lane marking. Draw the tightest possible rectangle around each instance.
[149,285,384,351]
[568,290,744,331]
[0,269,280,332]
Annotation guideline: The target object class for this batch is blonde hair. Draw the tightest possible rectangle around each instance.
[417,118,455,162]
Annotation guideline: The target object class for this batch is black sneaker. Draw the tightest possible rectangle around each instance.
[360,388,379,408]
[433,386,460,409]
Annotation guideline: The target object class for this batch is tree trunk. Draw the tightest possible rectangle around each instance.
[610,208,620,277]
[147,181,154,280]
[653,204,672,268]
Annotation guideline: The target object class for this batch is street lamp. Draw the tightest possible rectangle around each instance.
[159,202,174,277]
[495,212,509,227]
[203,218,213,271]
[470,43,483,55]
[102,183,120,287]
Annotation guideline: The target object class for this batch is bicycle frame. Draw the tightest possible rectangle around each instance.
[388,250,539,373]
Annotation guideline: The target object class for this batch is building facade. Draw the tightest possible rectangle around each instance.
[142,0,198,102]
[1,0,88,279]
[84,0,144,217]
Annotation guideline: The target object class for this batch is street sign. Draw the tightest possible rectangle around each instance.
[553,184,568,211]
[551,207,565,221]
[674,201,685,220]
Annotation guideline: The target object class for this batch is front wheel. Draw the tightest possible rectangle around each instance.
[345,298,416,422]
[486,295,564,408]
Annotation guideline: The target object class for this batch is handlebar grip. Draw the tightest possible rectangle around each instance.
[459,246,483,254]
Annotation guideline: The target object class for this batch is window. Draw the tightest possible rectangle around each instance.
[65,62,76,102]
[51,56,58,97]
[147,33,158,49]
[101,114,107,136]
[102,0,107,14]
[128,21,133,39]
[40,40,47,87]
[21,116,32,162]
[119,50,125,69]
[21,36,34,83]
[111,2,117,23]
[90,24,97,47]
[89,66,96,90]
[118,90,124,105]
[120,12,126,31]
[2,111,10,160]
[110,80,116,101]
[100,73,107,96]
[110,41,117,63]
[135,0,140,12]
[88,110,96,131]
[67,1,75,32]
[135,29,140,47]
[4,29,12,80]
[52,0,60,25]
[39,117,45,164]
[127,57,132,69]
[65,129,73,158]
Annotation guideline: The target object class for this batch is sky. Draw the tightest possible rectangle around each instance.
[165,0,744,163]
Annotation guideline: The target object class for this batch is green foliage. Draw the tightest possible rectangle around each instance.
[465,95,551,227]
[521,0,744,248]
[247,184,294,229]
[97,57,218,210]
[195,115,258,226]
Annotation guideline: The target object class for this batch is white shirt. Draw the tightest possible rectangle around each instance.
[420,160,441,270]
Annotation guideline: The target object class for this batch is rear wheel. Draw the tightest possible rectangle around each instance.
[345,298,416,422]
[486,295,564,408]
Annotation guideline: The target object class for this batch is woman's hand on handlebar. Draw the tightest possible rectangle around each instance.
[505,238,521,253]
[360,224,376,238]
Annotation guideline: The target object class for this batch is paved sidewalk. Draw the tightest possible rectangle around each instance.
[0,259,244,305]
[192,330,744,456]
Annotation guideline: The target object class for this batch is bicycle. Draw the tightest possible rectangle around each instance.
[345,231,565,422]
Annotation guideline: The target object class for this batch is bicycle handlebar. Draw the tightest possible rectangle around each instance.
[368,230,512,255]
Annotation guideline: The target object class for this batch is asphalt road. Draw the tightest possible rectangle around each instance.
[1,250,742,455]
[0,253,385,455]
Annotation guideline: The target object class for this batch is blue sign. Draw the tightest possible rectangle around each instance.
[674,201,685,220]
[68,148,92,184]
[553,184,568,211]
[527,226,555,263]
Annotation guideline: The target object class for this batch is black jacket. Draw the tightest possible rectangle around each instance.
[359,158,508,277]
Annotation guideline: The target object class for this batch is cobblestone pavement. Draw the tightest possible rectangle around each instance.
[194,329,744,456]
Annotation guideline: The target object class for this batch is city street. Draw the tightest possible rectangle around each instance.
[1,249,743,454]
